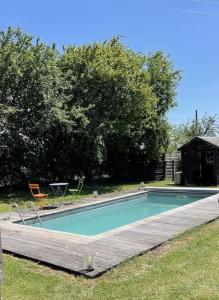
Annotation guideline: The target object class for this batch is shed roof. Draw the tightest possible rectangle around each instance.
[178,136,219,150]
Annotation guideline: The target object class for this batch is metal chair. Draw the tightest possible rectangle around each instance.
[29,183,48,207]
[69,178,84,201]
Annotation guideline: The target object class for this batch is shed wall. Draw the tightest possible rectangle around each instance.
[215,150,219,185]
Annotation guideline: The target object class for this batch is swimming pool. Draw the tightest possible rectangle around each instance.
[24,191,214,236]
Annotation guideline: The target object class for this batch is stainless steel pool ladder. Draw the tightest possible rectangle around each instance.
[9,203,26,225]
[25,201,42,225]
[8,201,41,225]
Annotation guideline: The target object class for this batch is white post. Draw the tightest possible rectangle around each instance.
[139,182,145,190]
[93,191,98,198]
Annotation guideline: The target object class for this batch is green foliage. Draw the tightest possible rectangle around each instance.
[60,38,180,178]
[0,28,180,185]
[168,114,219,152]
[0,27,62,184]
[147,51,181,114]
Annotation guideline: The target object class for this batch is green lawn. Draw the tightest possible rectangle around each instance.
[0,180,175,212]
[2,219,219,300]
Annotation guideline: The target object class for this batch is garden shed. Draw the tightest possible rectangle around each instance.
[178,136,219,186]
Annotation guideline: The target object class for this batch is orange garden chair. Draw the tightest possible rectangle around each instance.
[29,184,48,207]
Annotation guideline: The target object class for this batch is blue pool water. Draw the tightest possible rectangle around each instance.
[29,192,212,236]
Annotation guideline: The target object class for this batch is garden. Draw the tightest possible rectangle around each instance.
[1,27,219,299]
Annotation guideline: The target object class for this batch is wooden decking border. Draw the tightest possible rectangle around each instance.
[0,187,219,278]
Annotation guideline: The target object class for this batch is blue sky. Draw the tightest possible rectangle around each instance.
[1,0,219,124]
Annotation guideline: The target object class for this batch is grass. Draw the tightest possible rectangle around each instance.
[0,180,175,212]
[2,219,219,299]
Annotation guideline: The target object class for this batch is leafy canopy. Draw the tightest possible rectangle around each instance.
[0,28,180,185]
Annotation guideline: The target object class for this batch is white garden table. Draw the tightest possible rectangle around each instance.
[49,182,69,196]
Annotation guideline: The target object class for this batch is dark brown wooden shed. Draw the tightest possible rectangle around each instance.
[178,136,219,186]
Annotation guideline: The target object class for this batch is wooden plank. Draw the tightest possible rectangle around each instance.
[1,227,128,262]
[89,239,151,257]
[136,223,182,236]
[170,213,216,224]
[152,215,210,227]
[112,230,168,246]
[3,236,108,276]
[175,209,218,219]
[2,233,124,269]
[128,227,176,241]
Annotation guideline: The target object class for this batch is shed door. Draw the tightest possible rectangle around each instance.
[200,151,215,185]
[183,152,201,185]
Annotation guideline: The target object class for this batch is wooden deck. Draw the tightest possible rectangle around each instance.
[0,188,219,278]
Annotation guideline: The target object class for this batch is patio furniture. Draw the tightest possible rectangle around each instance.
[69,178,84,200]
[49,182,69,197]
[29,183,48,207]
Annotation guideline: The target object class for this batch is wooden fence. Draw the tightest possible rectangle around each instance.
[140,153,181,182]
[165,153,181,181]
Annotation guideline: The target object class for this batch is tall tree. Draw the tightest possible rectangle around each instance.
[60,38,180,178]
[0,27,61,184]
